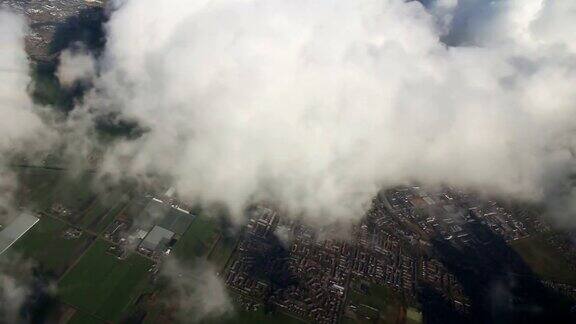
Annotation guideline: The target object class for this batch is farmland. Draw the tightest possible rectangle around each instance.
[58,239,153,322]
[172,213,220,261]
[511,233,576,285]
[10,216,93,278]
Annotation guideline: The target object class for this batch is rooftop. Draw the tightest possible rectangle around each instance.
[140,225,174,252]
[0,213,39,255]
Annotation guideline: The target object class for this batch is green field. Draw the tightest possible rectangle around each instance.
[173,214,219,261]
[406,307,423,324]
[17,168,62,208]
[16,167,134,233]
[17,168,95,217]
[511,233,576,285]
[67,311,104,324]
[207,234,236,272]
[78,190,131,233]
[78,199,114,231]
[345,281,403,324]
[59,239,153,322]
[348,283,395,310]
[10,216,92,278]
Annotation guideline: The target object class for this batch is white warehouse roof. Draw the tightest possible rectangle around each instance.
[140,225,174,252]
[0,213,39,255]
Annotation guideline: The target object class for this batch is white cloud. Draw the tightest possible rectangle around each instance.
[56,44,97,87]
[0,273,29,323]
[274,225,293,247]
[0,9,54,222]
[161,258,233,322]
[0,10,48,152]
[68,0,576,225]
[0,254,57,323]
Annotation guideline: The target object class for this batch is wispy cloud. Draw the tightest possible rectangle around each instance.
[160,258,233,322]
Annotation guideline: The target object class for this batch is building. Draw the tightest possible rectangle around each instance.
[139,225,174,252]
[0,213,39,255]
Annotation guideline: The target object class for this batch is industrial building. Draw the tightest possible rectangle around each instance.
[0,213,39,255]
[139,225,175,252]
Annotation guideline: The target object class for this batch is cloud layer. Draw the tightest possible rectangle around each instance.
[68,0,576,224]
[0,9,53,221]
[57,45,97,88]
[0,10,47,153]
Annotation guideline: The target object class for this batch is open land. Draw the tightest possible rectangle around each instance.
[58,239,153,322]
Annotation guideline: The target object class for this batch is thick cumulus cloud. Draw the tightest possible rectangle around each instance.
[0,10,47,153]
[0,9,52,221]
[0,11,51,319]
[78,0,576,224]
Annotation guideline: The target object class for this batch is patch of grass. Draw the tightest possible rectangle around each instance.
[94,253,153,319]
[346,281,402,324]
[207,234,236,272]
[350,284,392,309]
[95,200,129,234]
[16,168,62,208]
[173,214,219,261]
[78,191,131,233]
[511,233,576,285]
[78,200,111,229]
[17,168,96,217]
[67,311,104,324]
[10,216,92,278]
[406,307,423,324]
[59,239,153,322]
